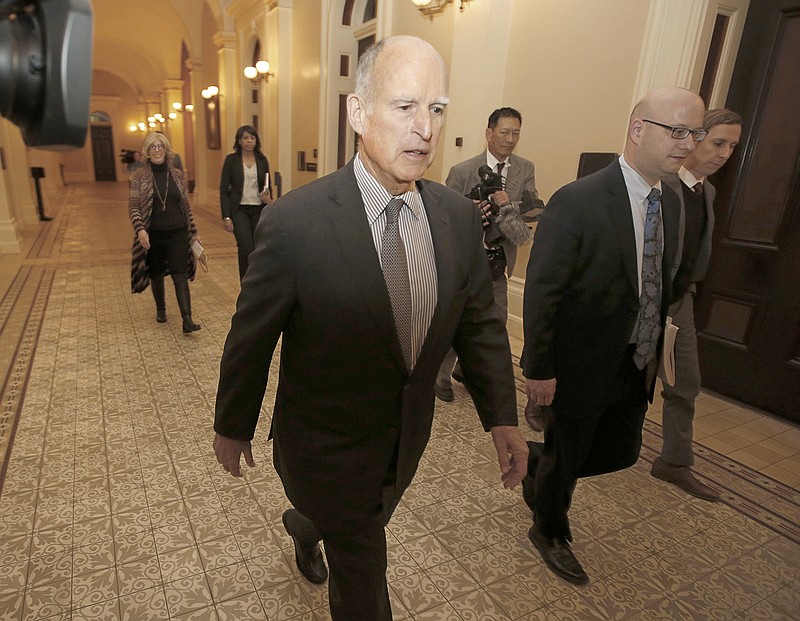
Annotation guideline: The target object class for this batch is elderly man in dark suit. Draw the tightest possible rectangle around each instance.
[213,35,527,620]
[435,108,544,410]
[651,108,742,501]
[521,86,705,585]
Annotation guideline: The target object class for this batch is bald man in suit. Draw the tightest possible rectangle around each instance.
[522,87,705,585]
[213,36,527,620]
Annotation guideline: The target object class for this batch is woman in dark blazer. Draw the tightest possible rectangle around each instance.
[219,125,272,279]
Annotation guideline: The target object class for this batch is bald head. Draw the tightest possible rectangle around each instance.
[625,86,705,185]
[347,35,450,195]
[354,36,449,111]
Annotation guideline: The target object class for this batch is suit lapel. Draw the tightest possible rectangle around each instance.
[505,154,524,197]
[660,184,680,304]
[415,181,455,365]
[604,163,639,294]
[663,174,686,281]
[327,164,408,373]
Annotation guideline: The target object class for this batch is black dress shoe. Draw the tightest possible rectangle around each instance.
[282,511,328,584]
[527,524,589,586]
[434,382,454,402]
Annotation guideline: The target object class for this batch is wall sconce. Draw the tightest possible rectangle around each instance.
[243,60,273,83]
[201,85,219,99]
[412,0,473,18]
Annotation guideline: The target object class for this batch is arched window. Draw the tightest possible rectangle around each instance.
[90,111,112,123]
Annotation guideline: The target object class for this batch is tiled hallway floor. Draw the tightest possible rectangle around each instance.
[0,182,798,620]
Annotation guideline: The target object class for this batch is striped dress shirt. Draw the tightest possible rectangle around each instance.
[354,154,438,369]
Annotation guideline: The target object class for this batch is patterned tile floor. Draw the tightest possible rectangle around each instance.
[0,182,798,620]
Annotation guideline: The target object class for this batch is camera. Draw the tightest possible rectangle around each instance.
[120,149,135,165]
[466,164,506,245]
[0,0,93,150]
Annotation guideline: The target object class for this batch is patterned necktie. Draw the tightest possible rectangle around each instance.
[381,197,413,371]
[633,188,663,369]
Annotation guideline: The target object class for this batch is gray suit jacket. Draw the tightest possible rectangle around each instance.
[214,159,517,532]
[663,173,716,287]
[446,151,544,275]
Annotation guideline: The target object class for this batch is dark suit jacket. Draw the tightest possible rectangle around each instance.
[522,160,680,409]
[219,152,270,219]
[214,159,517,532]
[663,173,716,288]
[446,151,544,275]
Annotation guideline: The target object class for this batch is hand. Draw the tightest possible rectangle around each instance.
[526,378,556,406]
[213,433,256,477]
[137,229,150,250]
[490,425,529,489]
[477,200,493,227]
[223,218,234,233]
[260,189,272,204]
[491,190,511,207]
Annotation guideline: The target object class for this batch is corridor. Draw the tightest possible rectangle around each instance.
[0,182,797,620]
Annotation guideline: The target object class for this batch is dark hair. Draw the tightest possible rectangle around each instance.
[488,107,522,129]
[233,125,264,156]
[703,108,742,131]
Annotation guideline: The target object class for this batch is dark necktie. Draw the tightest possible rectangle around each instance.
[633,188,663,369]
[693,182,704,197]
[381,198,413,370]
[496,162,505,175]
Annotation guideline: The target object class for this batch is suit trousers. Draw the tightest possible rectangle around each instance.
[290,502,393,620]
[659,292,701,466]
[231,204,264,280]
[437,273,508,388]
[531,349,648,541]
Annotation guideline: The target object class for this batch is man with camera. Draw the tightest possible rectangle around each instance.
[435,107,544,410]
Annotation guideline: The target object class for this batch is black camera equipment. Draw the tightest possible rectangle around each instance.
[466,164,504,202]
[0,0,93,150]
[466,164,506,246]
[120,149,135,165]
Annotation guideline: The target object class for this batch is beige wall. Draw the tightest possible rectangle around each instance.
[200,3,225,195]
[291,2,322,190]
[503,0,650,279]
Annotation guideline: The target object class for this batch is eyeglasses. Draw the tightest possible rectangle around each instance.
[643,119,707,142]
[149,144,165,152]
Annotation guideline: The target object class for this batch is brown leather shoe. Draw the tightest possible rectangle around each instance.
[650,457,720,501]
[527,524,589,586]
[524,399,543,432]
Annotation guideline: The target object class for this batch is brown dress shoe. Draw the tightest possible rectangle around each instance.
[650,457,720,501]
[524,399,544,432]
[527,524,589,586]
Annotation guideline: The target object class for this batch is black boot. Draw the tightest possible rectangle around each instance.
[151,273,167,323]
[172,273,200,333]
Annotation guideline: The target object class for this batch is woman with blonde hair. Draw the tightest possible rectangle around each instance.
[129,132,201,333]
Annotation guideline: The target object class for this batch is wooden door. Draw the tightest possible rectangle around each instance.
[695,0,800,423]
[91,125,116,181]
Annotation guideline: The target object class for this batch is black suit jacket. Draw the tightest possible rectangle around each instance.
[522,160,679,409]
[214,159,517,532]
[219,152,270,219]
